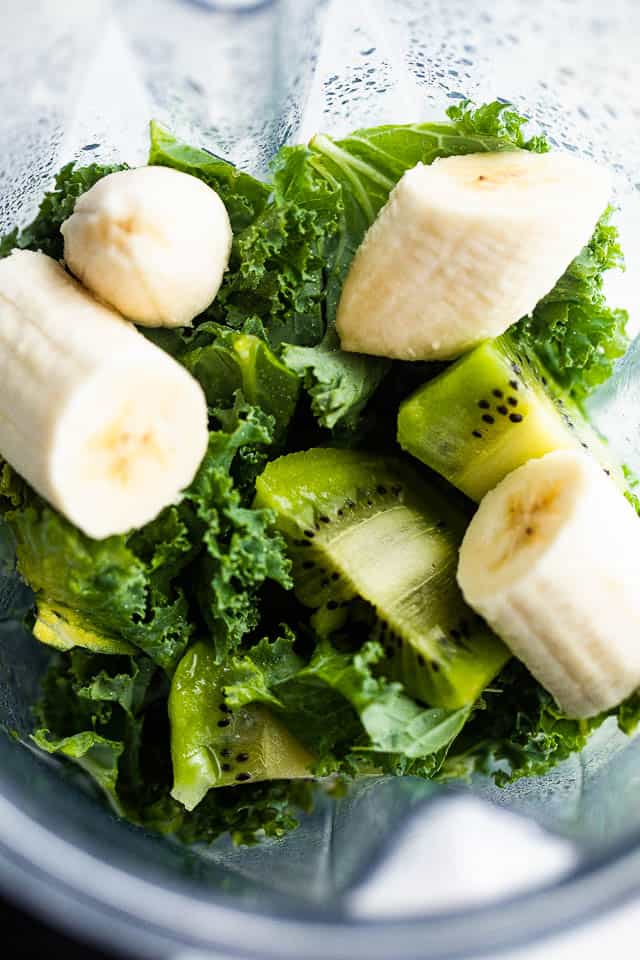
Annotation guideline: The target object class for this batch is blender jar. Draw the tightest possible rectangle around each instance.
[2,1,640,957]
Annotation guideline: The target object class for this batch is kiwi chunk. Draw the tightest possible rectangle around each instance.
[34,602,136,654]
[254,449,508,709]
[397,337,620,501]
[169,642,312,811]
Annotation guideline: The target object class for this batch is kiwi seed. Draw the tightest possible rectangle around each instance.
[222,763,232,773]
[431,661,440,672]
[472,430,482,438]
[236,752,250,762]
[497,405,508,415]
[235,772,252,782]
[221,748,231,758]
[259,448,510,713]
[478,400,490,410]
[507,396,518,407]
[492,389,503,398]
[509,379,519,390]
[509,413,523,423]
[482,414,495,424]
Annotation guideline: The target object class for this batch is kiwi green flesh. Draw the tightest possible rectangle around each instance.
[376,600,507,708]
[255,449,509,709]
[397,337,621,502]
[169,642,312,811]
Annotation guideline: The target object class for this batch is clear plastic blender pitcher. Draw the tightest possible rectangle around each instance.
[2,1,640,957]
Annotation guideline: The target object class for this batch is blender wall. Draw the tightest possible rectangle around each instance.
[2,0,640,945]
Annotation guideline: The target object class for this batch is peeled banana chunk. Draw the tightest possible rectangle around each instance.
[458,450,640,718]
[337,150,610,361]
[62,165,233,328]
[0,250,209,539]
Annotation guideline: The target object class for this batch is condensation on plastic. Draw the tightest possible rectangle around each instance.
[0,0,328,227]
[3,0,640,956]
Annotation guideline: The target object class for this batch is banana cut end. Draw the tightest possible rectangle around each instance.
[458,449,640,718]
[50,351,209,540]
[458,450,587,602]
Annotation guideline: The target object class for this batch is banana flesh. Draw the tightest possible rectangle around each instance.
[457,450,640,717]
[0,250,208,539]
[62,165,232,328]
[336,150,611,361]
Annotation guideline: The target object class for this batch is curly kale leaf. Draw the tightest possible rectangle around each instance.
[444,660,640,786]
[511,208,628,404]
[0,398,289,671]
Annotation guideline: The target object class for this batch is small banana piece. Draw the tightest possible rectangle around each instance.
[336,150,611,361]
[457,450,640,717]
[62,165,232,328]
[0,250,208,539]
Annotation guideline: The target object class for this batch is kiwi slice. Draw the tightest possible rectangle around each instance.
[169,642,312,811]
[254,448,509,709]
[34,601,136,654]
[397,337,621,501]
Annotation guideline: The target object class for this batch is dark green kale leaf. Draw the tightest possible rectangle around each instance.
[444,99,549,151]
[224,636,469,776]
[32,648,160,816]
[1,498,193,672]
[511,208,628,405]
[35,644,315,846]
[440,660,640,786]
[33,728,126,813]
[177,779,316,846]
[0,397,290,671]
[184,399,292,661]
